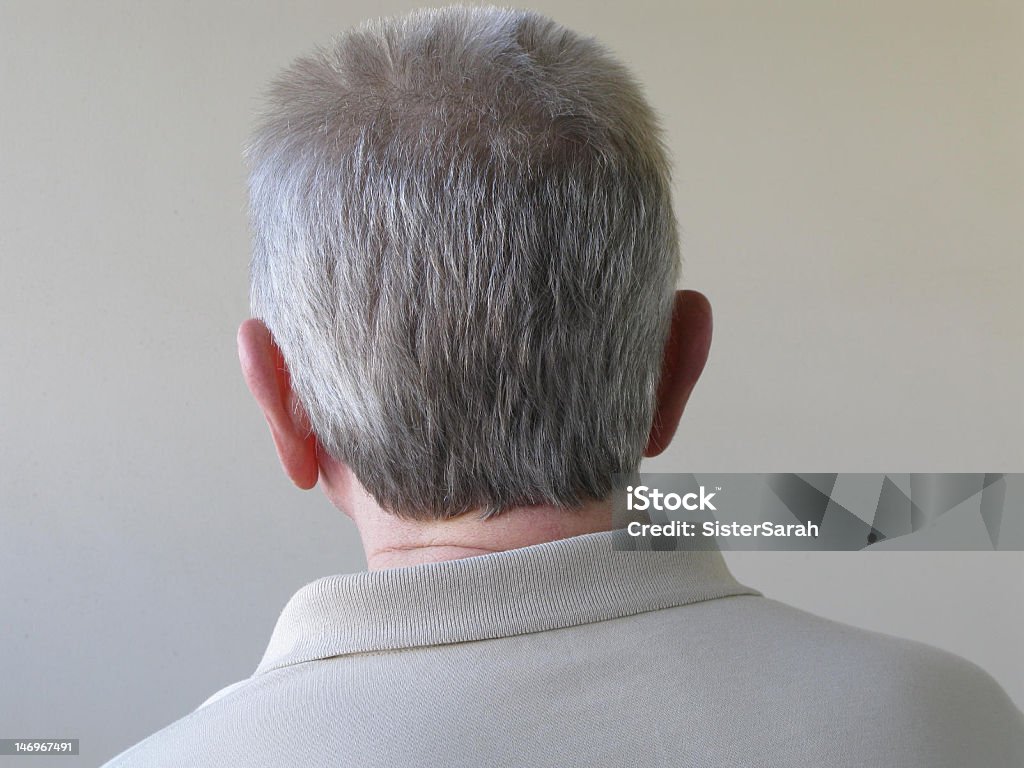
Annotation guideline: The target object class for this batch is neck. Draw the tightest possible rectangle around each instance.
[356,502,614,570]
[320,461,612,570]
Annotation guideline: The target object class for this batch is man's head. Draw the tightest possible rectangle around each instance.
[239,6,710,523]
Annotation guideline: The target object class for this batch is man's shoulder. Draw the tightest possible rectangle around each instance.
[102,595,1024,767]
[819,617,1024,766]
[681,595,1024,764]
[689,595,1017,703]
[100,679,254,768]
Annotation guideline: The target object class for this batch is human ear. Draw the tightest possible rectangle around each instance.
[644,290,713,457]
[237,318,319,489]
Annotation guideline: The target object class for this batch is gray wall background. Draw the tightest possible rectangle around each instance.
[1,1,1021,765]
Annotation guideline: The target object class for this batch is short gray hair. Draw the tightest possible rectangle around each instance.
[247,5,680,520]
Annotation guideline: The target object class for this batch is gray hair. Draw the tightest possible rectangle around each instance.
[246,5,680,520]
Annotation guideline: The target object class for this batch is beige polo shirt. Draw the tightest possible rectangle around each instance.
[104,530,1024,767]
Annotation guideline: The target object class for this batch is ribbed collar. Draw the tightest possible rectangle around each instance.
[255,529,760,675]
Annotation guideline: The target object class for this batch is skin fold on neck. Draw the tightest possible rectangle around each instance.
[318,454,614,570]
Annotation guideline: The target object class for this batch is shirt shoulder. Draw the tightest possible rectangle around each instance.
[100,595,1024,768]
[729,597,1024,766]
[865,637,1024,766]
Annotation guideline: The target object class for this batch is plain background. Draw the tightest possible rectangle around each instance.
[1,1,1021,765]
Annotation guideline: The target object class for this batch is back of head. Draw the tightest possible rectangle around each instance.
[247,5,679,520]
